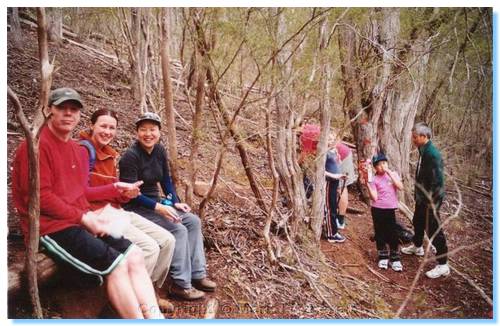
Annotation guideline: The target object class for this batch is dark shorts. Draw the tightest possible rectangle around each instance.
[40,226,134,285]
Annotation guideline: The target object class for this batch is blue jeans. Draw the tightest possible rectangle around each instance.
[126,206,207,289]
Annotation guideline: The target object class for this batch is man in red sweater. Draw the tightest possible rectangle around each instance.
[12,88,164,319]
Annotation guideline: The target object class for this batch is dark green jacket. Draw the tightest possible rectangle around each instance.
[415,140,445,204]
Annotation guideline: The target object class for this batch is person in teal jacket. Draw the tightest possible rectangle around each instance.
[402,122,450,279]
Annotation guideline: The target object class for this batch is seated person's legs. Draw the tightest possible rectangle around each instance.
[41,226,156,318]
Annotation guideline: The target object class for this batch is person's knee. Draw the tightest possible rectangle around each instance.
[191,214,202,230]
[126,247,147,272]
[184,213,201,229]
[107,258,129,281]
[159,230,176,250]
[141,237,161,261]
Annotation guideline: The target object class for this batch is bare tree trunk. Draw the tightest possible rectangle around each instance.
[10,7,23,48]
[338,20,375,202]
[186,49,206,206]
[272,8,307,237]
[7,8,53,318]
[310,17,331,241]
[339,8,433,202]
[130,8,145,111]
[264,95,278,264]
[160,7,180,191]
[47,7,62,44]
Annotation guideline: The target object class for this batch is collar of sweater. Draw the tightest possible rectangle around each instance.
[418,140,433,156]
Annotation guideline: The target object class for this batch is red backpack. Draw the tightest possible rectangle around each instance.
[300,124,321,155]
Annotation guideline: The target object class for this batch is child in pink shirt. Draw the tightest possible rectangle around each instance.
[363,153,404,271]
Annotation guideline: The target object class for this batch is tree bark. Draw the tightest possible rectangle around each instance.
[186,49,206,206]
[47,7,63,44]
[10,7,23,48]
[160,8,180,189]
[272,8,307,237]
[339,8,433,202]
[7,8,53,318]
[130,8,146,112]
[310,17,332,241]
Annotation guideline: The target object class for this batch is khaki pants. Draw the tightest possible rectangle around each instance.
[122,210,175,288]
[97,204,175,288]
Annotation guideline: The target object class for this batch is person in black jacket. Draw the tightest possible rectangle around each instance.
[401,122,450,279]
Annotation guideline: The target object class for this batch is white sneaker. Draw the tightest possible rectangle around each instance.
[401,244,424,256]
[391,261,403,272]
[425,264,450,279]
[378,259,389,270]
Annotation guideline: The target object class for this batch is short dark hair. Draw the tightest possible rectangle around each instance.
[412,122,432,139]
[91,109,119,125]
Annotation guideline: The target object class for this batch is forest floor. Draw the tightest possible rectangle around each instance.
[7,26,493,319]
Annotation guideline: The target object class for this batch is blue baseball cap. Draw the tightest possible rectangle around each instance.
[372,153,388,166]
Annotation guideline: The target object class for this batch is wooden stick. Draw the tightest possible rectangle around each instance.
[365,264,390,283]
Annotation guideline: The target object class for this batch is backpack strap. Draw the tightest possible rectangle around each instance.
[79,139,96,172]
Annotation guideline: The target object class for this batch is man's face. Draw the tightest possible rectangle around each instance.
[412,132,427,147]
[49,101,81,135]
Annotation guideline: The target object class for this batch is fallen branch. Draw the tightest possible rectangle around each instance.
[459,183,492,198]
[365,264,390,283]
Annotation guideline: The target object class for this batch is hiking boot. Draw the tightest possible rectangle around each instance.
[170,284,205,300]
[192,278,217,292]
[378,259,389,270]
[425,264,450,279]
[401,244,424,256]
[391,260,403,272]
[327,233,346,243]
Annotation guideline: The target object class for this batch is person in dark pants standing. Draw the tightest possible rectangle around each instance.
[402,122,450,278]
[324,134,347,243]
[364,153,404,271]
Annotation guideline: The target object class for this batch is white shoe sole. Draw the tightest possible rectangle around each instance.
[425,270,450,279]
[401,249,424,256]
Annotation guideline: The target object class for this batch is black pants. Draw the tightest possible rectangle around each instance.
[324,179,339,238]
[412,199,448,264]
[371,207,400,262]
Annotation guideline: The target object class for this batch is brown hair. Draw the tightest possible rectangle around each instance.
[91,109,119,125]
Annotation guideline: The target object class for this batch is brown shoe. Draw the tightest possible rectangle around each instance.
[170,283,205,300]
[192,278,217,292]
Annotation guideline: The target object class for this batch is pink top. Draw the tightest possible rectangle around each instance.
[369,172,400,209]
[336,142,352,161]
